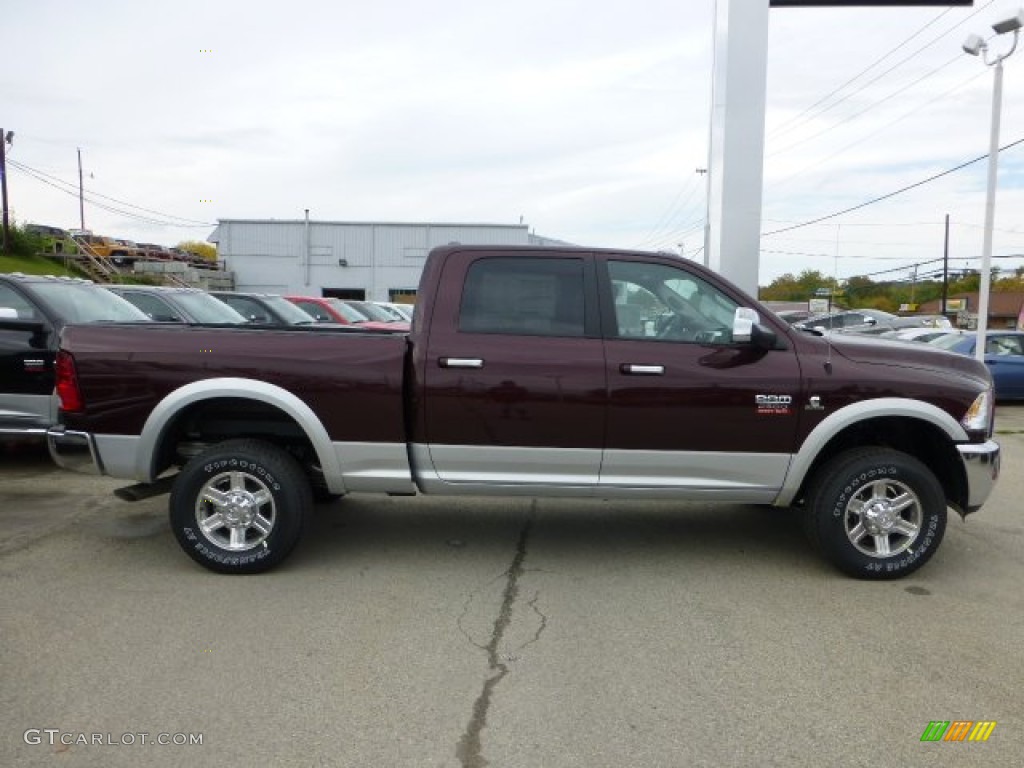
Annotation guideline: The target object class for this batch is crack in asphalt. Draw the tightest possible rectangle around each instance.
[455,506,536,768]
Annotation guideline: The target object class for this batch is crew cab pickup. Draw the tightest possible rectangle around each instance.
[0,274,149,438]
[46,246,1001,578]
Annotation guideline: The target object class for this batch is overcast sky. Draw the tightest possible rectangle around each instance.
[4,0,1024,287]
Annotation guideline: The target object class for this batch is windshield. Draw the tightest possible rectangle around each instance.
[931,333,971,350]
[174,292,248,323]
[263,295,316,324]
[346,300,394,322]
[327,299,369,323]
[33,283,150,323]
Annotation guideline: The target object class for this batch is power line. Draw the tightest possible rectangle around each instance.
[761,137,1024,238]
[768,0,996,140]
[767,54,979,167]
[7,158,214,228]
[767,7,956,138]
[766,67,987,191]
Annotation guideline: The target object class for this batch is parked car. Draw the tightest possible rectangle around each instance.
[72,234,121,260]
[0,273,149,438]
[136,243,175,261]
[374,302,415,322]
[795,309,898,332]
[798,309,951,335]
[878,327,960,344]
[110,239,146,265]
[341,299,410,330]
[107,286,248,324]
[773,309,813,325]
[287,295,367,324]
[210,291,316,325]
[932,331,1024,400]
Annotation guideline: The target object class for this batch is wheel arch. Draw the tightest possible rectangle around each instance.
[778,398,969,513]
[136,378,347,494]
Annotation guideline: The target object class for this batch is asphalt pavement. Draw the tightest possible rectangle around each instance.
[1,408,1023,767]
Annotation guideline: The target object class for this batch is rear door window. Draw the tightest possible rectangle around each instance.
[458,257,589,337]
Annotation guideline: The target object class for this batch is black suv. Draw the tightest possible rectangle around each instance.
[0,274,149,438]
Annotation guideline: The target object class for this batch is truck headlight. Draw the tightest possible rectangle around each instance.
[961,388,993,434]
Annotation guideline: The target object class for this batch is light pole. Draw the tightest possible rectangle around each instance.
[963,10,1023,362]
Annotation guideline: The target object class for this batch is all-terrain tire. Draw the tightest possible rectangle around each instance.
[169,439,311,574]
[803,448,946,580]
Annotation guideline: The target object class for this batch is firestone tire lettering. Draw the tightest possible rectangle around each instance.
[169,439,311,574]
[803,448,946,580]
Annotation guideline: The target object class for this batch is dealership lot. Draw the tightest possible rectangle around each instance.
[2,411,1023,767]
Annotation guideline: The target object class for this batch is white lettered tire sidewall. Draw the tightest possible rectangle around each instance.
[169,439,311,574]
[805,448,947,580]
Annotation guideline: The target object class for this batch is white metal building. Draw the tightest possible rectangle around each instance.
[208,218,570,302]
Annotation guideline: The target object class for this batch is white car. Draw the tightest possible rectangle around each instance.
[879,327,960,343]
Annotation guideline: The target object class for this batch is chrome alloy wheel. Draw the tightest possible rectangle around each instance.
[195,470,276,551]
[844,477,923,558]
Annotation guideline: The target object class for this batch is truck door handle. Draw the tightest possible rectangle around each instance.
[621,364,664,375]
[440,357,484,369]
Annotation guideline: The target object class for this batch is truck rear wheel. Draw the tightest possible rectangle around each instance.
[804,448,946,580]
[169,439,311,574]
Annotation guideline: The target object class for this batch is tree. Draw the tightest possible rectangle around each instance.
[175,240,216,262]
[759,269,832,301]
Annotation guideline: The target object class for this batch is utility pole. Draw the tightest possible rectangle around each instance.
[1,128,11,254]
[77,148,85,230]
[942,214,950,315]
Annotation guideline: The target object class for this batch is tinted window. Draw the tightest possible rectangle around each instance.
[261,296,315,324]
[347,300,394,322]
[607,260,738,344]
[328,299,368,323]
[32,284,149,323]
[118,292,182,322]
[459,257,586,337]
[0,284,40,320]
[172,292,247,323]
[293,300,334,323]
[217,296,270,323]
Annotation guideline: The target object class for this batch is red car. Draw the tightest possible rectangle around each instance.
[285,296,400,330]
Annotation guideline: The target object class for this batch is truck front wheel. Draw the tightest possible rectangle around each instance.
[804,448,946,580]
[169,439,311,574]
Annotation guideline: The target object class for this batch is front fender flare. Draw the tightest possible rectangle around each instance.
[775,397,968,507]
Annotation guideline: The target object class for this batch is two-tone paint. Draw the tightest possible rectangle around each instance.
[49,246,999,516]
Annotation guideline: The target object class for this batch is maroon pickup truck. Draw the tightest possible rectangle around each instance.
[47,245,1000,578]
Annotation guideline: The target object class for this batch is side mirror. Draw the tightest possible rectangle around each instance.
[733,307,777,350]
[732,307,759,342]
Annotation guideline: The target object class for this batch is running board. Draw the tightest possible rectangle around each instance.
[113,475,177,502]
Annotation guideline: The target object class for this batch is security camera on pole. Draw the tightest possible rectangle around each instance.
[962,9,1022,362]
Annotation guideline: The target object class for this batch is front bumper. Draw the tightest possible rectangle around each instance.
[46,427,102,475]
[957,440,1000,514]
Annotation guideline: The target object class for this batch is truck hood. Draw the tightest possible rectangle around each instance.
[825,332,990,384]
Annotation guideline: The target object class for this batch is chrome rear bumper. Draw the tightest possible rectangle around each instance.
[46,427,102,475]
